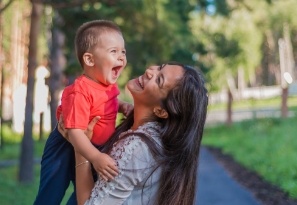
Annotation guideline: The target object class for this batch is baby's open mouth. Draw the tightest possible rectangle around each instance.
[112,66,122,78]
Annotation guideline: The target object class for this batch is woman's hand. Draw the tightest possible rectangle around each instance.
[57,114,68,140]
[58,115,100,141]
[84,116,101,140]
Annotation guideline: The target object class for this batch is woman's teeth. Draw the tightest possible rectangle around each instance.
[138,76,144,89]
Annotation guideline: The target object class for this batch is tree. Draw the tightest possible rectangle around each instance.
[190,3,263,124]
[58,0,200,78]
[48,11,66,130]
[0,0,4,149]
[19,1,43,183]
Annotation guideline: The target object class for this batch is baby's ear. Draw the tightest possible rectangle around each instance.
[153,107,168,119]
[83,53,94,66]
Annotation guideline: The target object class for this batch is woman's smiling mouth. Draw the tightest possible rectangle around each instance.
[137,76,144,89]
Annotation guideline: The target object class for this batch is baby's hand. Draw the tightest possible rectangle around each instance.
[93,153,119,181]
[119,102,134,117]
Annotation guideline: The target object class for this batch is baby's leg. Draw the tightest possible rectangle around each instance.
[34,126,75,205]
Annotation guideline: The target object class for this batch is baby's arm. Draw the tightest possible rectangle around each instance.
[118,100,133,117]
[68,129,118,181]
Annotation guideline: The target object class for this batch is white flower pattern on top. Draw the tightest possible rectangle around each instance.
[85,122,162,205]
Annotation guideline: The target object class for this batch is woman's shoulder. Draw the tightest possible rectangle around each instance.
[110,121,162,167]
[123,121,162,139]
[136,121,162,138]
[117,122,161,147]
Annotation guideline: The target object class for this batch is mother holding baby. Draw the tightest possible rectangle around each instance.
[60,62,208,205]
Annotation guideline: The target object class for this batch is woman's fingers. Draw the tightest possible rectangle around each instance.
[88,116,100,130]
[85,116,100,140]
[58,114,69,140]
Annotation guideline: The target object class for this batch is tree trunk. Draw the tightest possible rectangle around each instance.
[262,30,277,85]
[226,88,233,126]
[18,1,43,184]
[49,11,66,130]
[0,0,3,149]
[278,24,294,119]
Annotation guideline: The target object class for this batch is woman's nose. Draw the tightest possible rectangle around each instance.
[145,67,156,79]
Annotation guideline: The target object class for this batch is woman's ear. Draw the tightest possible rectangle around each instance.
[83,53,94,66]
[153,107,168,119]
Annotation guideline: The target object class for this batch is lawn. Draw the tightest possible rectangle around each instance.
[0,130,74,205]
[0,165,73,205]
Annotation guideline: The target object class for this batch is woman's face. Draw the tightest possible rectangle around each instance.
[127,64,184,108]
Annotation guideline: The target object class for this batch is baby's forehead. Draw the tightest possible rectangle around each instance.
[95,30,123,41]
[94,27,122,37]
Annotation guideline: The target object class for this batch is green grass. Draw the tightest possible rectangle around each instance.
[0,138,73,205]
[0,166,40,205]
[0,128,73,205]
[0,140,46,160]
[0,165,73,205]
[202,116,297,199]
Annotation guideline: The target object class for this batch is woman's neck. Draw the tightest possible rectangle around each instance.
[131,106,154,131]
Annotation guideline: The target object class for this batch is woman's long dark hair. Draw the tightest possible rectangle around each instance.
[102,63,208,205]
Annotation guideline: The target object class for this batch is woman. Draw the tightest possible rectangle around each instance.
[60,62,208,205]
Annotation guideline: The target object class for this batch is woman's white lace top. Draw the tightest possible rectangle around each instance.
[85,121,162,205]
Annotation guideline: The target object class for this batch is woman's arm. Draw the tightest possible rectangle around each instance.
[73,117,101,205]
[75,151,94,205]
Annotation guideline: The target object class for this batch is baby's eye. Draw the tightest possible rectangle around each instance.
[111,50,117,53]
[122,50,126,55]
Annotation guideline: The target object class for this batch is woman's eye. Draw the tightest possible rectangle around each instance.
[122,50,126,55]
[156,76,160,85]
[111,50,117,53]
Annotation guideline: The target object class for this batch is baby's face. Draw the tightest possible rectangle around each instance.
[90,31,127,85]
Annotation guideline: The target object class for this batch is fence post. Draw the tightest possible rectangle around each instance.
[39,112,44,141]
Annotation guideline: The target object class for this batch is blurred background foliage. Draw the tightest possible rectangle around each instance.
[2,0,297,92]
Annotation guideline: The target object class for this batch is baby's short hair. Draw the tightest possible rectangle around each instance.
[75,20,122,66]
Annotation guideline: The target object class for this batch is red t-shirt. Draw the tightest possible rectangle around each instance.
[56,75,120,145]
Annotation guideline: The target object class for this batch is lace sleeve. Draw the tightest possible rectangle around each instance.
[85,135,156,205]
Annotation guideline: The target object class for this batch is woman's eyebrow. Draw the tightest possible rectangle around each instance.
[159,73,164,88]
[160,64,166,70]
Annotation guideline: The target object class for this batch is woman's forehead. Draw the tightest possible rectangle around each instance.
[162,65,184,88]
